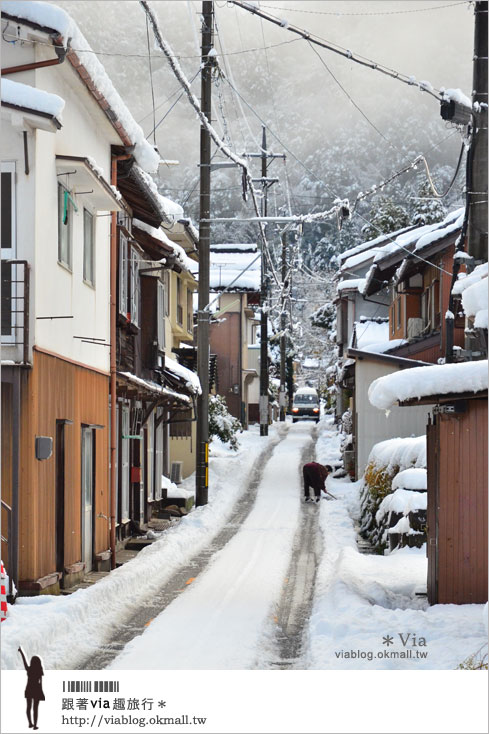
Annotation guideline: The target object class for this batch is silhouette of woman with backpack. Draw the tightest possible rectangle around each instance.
[18,647,44,730]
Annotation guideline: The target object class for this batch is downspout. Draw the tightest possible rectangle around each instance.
[110,154,131,570]
[1,45,67,75]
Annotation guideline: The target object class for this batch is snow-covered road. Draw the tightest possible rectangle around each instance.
[108,422,314,669]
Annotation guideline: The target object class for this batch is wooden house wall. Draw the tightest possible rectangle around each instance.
[18,349,109,582]
[434,398,488,604]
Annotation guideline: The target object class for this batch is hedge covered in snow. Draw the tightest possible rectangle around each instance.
[359,436,426,550]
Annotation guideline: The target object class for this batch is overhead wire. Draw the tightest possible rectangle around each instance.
[145,13,157,146]
[230,0,445,101]
[256,1,471,17]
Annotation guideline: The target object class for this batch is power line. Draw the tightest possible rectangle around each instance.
[145,13,157,146]
[230,0,444,101]
[256,1,471,17]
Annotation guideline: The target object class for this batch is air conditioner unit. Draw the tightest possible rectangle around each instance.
[170,461,183,485]
[407,318,424,339]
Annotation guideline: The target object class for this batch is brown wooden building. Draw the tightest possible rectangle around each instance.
[402,388,488,605]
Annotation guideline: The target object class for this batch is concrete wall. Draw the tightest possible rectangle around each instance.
[355,359,432,476]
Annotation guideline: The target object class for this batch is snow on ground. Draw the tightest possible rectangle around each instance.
[108,422,314,669]
[303,420,487,670]
[0,425,283,670]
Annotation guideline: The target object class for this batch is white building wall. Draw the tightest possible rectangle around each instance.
[31,60,119,373]
[355,360,432,476]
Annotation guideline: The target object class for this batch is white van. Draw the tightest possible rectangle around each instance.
[291,387,320,423]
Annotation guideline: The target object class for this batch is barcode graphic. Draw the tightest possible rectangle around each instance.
[63,681,120,693]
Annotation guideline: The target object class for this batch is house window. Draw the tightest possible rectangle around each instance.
[157,280,165,350]
[176,277,183,325]
[164,271,170,316]
[187,288,193,333]
[120,404,130,522]
[58,182,74,269]
[83,209,95,285]
[119,233,128,317]
[396,296,401,331]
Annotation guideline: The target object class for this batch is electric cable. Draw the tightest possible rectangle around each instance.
[145,13,157,146]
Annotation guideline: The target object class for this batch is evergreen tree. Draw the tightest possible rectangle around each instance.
[361,196,410,241]
[411,179,446,226]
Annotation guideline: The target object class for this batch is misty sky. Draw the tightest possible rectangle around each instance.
[57,0,474,215]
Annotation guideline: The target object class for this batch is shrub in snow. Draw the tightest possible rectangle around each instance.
[359,436,426,550]
[209,395,243,451]
[412,180,446,226]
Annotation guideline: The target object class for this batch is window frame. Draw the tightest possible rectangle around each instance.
[1,162,16,341]
[119,232,129,318]
[57,181,74,271]
[83,207,95,286]
[157,279,165,350]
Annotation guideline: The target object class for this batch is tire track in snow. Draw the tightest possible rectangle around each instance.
[78,424,289,670]
[265,425,322,669]
[104,423,314,669]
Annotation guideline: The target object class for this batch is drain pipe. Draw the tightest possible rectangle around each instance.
[110,154,131,569]
[2,45,67,75]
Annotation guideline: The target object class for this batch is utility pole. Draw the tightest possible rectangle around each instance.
[196,0,213,506]
[279,230,287,421]
[259,126,269,435]
[244,127,285,435]
[468,0,488,262]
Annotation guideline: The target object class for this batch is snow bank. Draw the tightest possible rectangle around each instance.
[369,360,488,410]
[452,262,488,295]
[305,423,486,670]
[2,1,160,173]
[462,277,488,329]
[1,78,65,119]
[1,426,281,670]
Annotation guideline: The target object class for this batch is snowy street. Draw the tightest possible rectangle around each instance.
[2,419,485,673]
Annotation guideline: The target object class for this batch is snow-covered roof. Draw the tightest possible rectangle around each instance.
[2,1,160,173]
[368,360,488,410]
[1,77,64,120]
[118,371,191,404]
[164,355,201,395]
[210,244,257,253]
[131,166,183,226]
[353,319,389,350]
[336,278,366,295]
[339,247,377,273]
[372,208,463,265]
[133,218,195,273]
[338,224,416,264]
[452,262,488,294]
[210,250,261,292]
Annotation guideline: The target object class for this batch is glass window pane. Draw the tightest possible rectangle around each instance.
[1,172,12,249]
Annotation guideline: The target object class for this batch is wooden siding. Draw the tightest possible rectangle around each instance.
[434,398,488,604]
[16,350,109,582]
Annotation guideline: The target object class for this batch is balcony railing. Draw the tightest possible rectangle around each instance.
[1,260,30,364]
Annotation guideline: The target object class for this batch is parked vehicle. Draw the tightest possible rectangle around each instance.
[291,387,320,423]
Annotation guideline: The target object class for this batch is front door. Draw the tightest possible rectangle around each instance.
[81,427,95,572]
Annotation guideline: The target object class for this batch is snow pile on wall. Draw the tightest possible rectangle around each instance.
[367,435,426,473]
[392,467,427,491]
[376,487,427,524]
[2,1,160,173]
[359,435,426,549]
[368,360,488,410]
[1,78,65,119]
